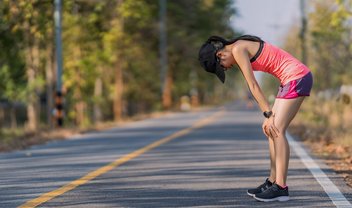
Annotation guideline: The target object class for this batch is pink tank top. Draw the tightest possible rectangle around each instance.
[250,42,310,85]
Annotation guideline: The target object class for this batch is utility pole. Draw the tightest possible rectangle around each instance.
[54,0,64,127]
[300,0,307,65]
[159,0,169,108]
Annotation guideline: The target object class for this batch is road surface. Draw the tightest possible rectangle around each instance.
[0,102,351,207]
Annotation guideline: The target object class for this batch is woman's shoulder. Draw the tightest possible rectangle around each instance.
[232,40,261,57]
[232,39,256,51]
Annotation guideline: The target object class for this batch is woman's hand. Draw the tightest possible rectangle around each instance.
[262,115,279,138]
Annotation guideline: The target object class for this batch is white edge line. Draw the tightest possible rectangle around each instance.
[287,132,352,207]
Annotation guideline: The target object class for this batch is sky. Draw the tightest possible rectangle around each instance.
[231,0,302,46]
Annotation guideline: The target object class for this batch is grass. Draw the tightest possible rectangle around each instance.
[0,108,182,152]
[0,128,25,143]
[338,132,352,148]
[294,95,352,142]
[289,95,352,188]
[0,128,28,151]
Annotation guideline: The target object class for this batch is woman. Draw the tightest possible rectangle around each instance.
[198,35,313,202]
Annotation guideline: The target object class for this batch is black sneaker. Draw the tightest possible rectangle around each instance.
[254,183,290,202]
[247,178,273,197]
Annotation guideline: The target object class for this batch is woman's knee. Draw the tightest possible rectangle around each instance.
[274,120,288,135]
[270,131,287,142]
[277,126,287,135]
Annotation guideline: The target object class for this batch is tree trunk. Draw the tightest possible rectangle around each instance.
[26,45,39,132]
[71,43,87,127]
[45,45,54,128]
[114,63,123,121]
[26,95,38,131]
[73,69,86,127]
[75,100,86,127]
[10,106,17,129]
[113,0,124,122]
[0,106,4,128]
[94,76,103,123]
[23,17,40,132]
[190,70,199,108]
[162,71,172,109]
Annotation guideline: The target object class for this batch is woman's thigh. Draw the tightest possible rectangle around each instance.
[274,97,305,132]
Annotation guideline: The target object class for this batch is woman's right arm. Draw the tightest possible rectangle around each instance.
[231,43,270,113]
[232,42,279,138]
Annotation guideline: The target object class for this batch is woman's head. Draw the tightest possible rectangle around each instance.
[216,45,235,69]
[198,36,231,83]
[198,35,262,83]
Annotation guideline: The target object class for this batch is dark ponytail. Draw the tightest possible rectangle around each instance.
[206,35,263,50]
[230,35,262,43]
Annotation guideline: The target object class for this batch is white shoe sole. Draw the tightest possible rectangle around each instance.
[254,196,290,202]
[247,191,255,197]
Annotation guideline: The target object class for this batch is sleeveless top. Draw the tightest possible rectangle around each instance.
[250,41,310,85]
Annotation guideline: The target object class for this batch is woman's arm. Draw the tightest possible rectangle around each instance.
[232,42,279,138]
[231,43,270,113]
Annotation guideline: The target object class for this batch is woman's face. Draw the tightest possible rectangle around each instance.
[216,47,235,70]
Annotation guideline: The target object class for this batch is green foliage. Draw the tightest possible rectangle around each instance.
[0,0,238,129]
[0,1,27,102]
[309,0,352,89]
[276,0,352,92]
[166,0,236,104]
[279,1,352,148]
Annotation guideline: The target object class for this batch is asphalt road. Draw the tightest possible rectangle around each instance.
[0,103,351,208]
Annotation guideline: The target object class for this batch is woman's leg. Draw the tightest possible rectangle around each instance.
[268,138,276,183]
[268,99,280,183]
[273,97,305,186]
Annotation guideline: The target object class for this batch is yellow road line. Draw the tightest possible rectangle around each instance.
[19,110,224,208]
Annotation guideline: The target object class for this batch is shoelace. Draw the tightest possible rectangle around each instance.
[260,184,271,192]
[258,181,271,190]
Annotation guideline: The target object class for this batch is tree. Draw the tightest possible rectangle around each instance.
[1,0,51,131]
[309,0,352,90]
[0,0,240,131]
[0,1,27,128]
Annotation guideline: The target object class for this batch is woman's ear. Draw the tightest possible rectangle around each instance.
[215,50,221,57]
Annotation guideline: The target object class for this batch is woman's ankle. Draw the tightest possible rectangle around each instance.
[268,177,275,184]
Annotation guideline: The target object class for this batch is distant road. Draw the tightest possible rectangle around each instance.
[0,102,351,207]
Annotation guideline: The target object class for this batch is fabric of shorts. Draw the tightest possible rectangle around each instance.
[276,72,313,99]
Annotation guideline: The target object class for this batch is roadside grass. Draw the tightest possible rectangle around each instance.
[289,94,352,188]
[0,128,27,151]
[0,128,25,140]
[339,132,352,148]
[0,108,190,152]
